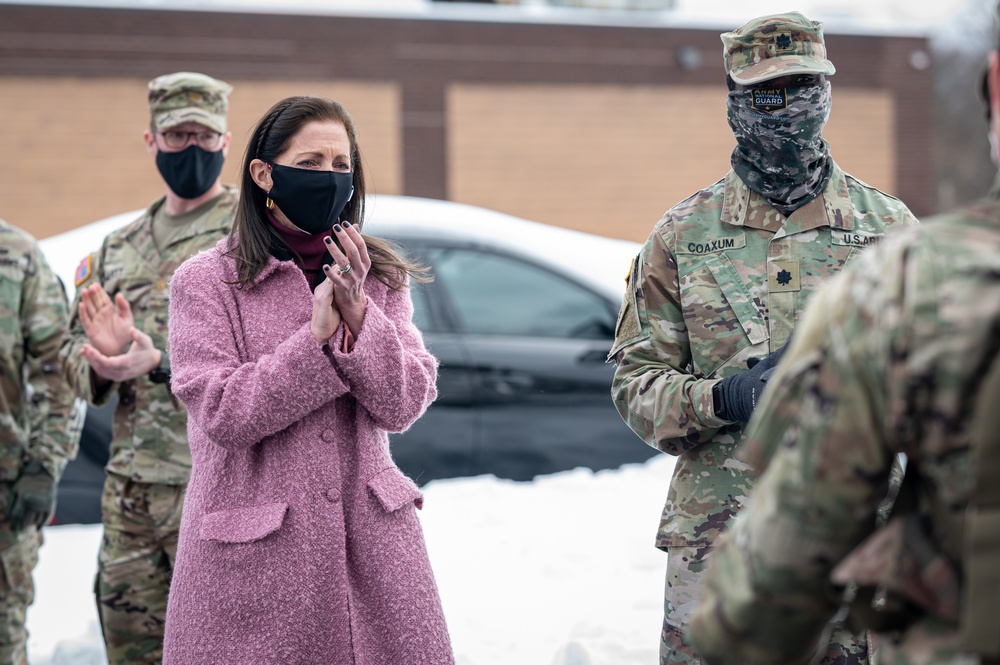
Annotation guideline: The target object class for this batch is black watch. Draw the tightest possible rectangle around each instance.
[148,352,171,384]
[712,381,725,418]
[148,367,171,384]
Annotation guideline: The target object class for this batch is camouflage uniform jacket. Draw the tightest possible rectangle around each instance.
[610,162,917,549]
[687,180,1000,665]
[0,219,81,481]
[61,188,236,485]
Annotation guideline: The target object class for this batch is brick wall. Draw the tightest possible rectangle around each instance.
[0,4,933,242]
[449,83,895,240]
[0,76,400,240]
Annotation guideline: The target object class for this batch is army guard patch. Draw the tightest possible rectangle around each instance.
[768,260,800,293]
[74,254,93,287]
[751,88,787,113]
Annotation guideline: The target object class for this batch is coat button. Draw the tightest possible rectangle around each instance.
[324,488,340,503]
[321,430,336,443]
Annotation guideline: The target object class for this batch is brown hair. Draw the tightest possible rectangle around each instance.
[227,96,428,290]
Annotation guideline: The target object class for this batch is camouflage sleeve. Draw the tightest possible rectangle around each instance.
[687,254,899,665]
[22,243,82,478]
[60,246,118,405]
[610,226,729,456]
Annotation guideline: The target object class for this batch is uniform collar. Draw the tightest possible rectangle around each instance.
[122,185,237,270]
[720,162,856,234]
[157,185,238,248]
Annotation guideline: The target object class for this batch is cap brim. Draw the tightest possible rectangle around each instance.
[730,55,836,86]
[153,108,227,134]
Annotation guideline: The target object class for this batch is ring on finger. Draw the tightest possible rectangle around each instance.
[336,263,353,275]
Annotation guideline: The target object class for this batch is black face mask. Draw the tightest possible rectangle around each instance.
[155,144,225,200]
[266,164,354,235]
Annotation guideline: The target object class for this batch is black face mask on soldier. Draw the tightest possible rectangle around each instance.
[266,163,354,235]
[155,144,225,200]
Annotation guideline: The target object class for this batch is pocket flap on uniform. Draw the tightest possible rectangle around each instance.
[367,467,424,512]
[200,502,288,543]
[705,254,768,346]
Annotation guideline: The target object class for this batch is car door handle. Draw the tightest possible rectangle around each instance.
[471,366,535,399]
[576,349,611,363]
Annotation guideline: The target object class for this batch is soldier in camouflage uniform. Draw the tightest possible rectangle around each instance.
[0,219,82,665]
[688,54,1000,665]
[60,72,236,664]
[609,12,919,665]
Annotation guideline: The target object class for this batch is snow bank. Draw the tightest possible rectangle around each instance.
[28,454,675,664]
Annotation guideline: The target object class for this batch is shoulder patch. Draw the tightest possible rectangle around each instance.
[74,254,93,287]
[608,253,646,361]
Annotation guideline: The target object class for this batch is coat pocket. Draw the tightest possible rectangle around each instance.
[367,467,424,512]
[200,502,288,543]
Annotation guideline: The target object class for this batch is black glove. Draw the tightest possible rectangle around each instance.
[713,345,787,423]
[6,461,56,531]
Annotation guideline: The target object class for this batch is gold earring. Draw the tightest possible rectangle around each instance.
[265,197,274,210]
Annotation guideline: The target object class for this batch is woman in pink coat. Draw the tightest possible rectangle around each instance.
[163,96,454,664]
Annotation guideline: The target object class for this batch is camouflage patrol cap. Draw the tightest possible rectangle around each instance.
[722,12,836,86]
[148,72,233,134]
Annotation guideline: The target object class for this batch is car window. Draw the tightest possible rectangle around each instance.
[431,247,614,339]
[409,281,433,331]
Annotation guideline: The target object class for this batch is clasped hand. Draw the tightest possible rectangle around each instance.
[6,461,56,531]
[311,222,371,343]
[715,345,787,423]
[78,283,161,382]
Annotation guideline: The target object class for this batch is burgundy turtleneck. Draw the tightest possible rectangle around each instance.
[266,212,332,291]
[266,212,356,352]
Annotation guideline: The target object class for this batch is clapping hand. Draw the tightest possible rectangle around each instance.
[324,222,371,337]
[78,283,134,356]
[310,269,344,343]
[82,326,162,383]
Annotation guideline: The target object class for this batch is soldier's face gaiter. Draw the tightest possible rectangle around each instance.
[155,144,225,200]
[727,80,833,216]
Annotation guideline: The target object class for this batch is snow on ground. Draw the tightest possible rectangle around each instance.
[27,454,675,664]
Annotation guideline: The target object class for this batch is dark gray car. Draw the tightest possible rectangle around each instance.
[46,196,656,524]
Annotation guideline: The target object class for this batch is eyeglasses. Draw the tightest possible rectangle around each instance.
[157,130,223,151]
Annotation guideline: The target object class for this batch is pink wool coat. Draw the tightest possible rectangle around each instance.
[162,239,454,665]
